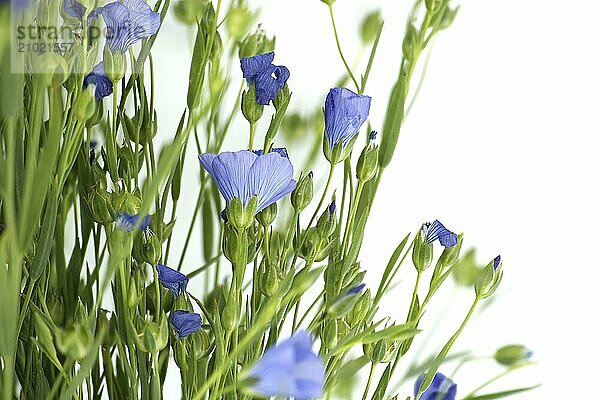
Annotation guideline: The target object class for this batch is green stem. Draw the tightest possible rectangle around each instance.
[361,362,376,400]
[328,5,360,92]
[341,180,365,254]
[248,122,256,150]
[463,361,537,399]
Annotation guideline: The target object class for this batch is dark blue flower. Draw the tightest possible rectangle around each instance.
[170,310,202,339]
[328,200,336,215]
[421,220,458,248]
[83,63,113,100]
[115,212,151,232]
[324,87,371,149]
[493,255,501,270]
[156,263,189,298]
[369,130,377,141]
[252,147,289,159]
[241,52,290,105]
[347,283,365,295]
[89,0,161,53]
[414,372,457,400]
[199,150,296,214]
[63,0,86,20]
[247,330,325,399]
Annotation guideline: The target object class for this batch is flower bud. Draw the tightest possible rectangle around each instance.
[112,190,142,215]
[142,234,163,266]
[291,172,314,212]
[316,201,337,239]
[256,203,277,227]
[425,0,443,12]
[33,313,58,362]
[74,298,88,326]
[239,28,275,59]
[103,46,127,83]
[438,233,463,269]
[226,6,253,40]
[173,0,205,25]
[347,289,371,327]
[494,344,533,366]
[221,296,240,333]
[323,134,358,165]
[138,318,169,353]
[364,340,387,363]
[360,10,383,45]
[97,309,116,349]
[47,293,65,325]
[320,0,336,6]
[88,188,116,224]
[74,86,97,123]
[322,320,338,348]
[439,5,460,30]
[412,229,433,272]
[36,53,70,87]
[241,85,264,124]
[260,259,280,298]
[57,326,91,360]
[272,84,290,111]
[356,132,379,182]
[298,227,320,261]
[402,24,420,63]
[474,255,503,299]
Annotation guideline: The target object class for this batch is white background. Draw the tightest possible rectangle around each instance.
[153,0,600,398]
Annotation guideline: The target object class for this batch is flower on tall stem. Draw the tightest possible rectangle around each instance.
[241,52,290,105]
[170,310,202,339]
[199,150,296,229]
[323,87,371,164]
[414,372,457,400]
[243,330,325,399]
[156,264,189,298]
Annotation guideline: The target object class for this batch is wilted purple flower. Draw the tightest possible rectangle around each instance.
[324,87,371,149]
[199,150,296,214]
[246,330,325,399]
[156,264,189,298]
[415,372,457,400]
[422,220,458,248]
[241,52,290,105]
[115,212,151,232]
[83,63,113,100]
[493,255,501,270]
[170,310,202,339]
[63,0,86,20]
[347,283,365,295]
[89,0,161,53]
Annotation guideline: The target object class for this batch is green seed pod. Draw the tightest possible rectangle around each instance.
[316,201,337,239]
[211,32,224,59]
[138,318,169,353]
[221,296,239,333]
[439,5,460,30]
[256,203,277,227]
[88,188,116,224]
[360,10,383,45]
[425,0,443,12]
[74,298,88,326]
[298,227,320,261]
[239,28,275,59]
[241,85,264,124]
[291,172,314,212]
[494,344,533,366]
[142,234,162,266]
[226,6,253,41]
[34,313,58,361]
[412,228,433,272]
[364,339,387,363]
[112,190,142,215]
[47,293,64,326]
[402,24,420,63]
[36,53,70,88]
[474,256,503,299]
[173,0,205,25]
[356,132,379,182]
[348,289,371,327]
[322,320,338,348]
[74,86,97,123]
[259,259,279,298]
[103,46,127,83]
[57,326,91,360]
[97,309,115,349]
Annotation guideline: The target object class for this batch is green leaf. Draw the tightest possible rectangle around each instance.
[464,385,541,400]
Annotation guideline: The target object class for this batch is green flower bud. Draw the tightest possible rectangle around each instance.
[402,24,420,63]
[425,0,443,12]
[438,233,463,269]
[173,0,205,25]
[439,6,460,30]
[226,196,257,231]
[221,296,240,333]
[273,84,291,111]
[348,289,371,327]
[360,10,383,45]
[322,320,338,348]
[36,53,70,87]
[103,46,127,83]
[356,132,379,182]
[474,256,503,299]
[298,227,321,261]
[259,259,279,298]
[226,6,253,41]
[137,318,169,353]
[142,234,162,266]
[239,28,275,59]
[316,201,337,239]
[74,86,97,123]
[88,188,116,224]
[291,172,314,212]
[211,32,224,60]
[452,248,481,287]
[34,313,58,362]
[256,203,277,227]
[74,298,88,326]
[86,100,104,128]
[364,340,387,363]
[241,85,264,124]
[57,326,91,360]
[47,293,64,325]
[117,145,144,178]
[112,190,142,215]
[320,0,336,6]
[494,344,533,366]
[412,229,433,272]
[97,309,115,349]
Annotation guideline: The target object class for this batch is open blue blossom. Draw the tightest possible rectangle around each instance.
[199,150,296,214]
[422,220,458,248]
[241,52,290,105]
[83,63,113,100]
[115,212,151,232]
[415,372,457,400]
[347,283,365,295]
[246,330,325,399]
[63,0,86,21]
[170,310,202,339]
[324,87,371,149]
[89,0,161,53]
[493,255,502,270]
[156,264,189,298]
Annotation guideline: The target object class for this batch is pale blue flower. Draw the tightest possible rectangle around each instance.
[63,0,86,21]
[83,63,113,99]
[247,330,325,399]
[156,263,188,298]
[170,310,202,339]
[241,52,290,105]
[115,212,151,232]
[199,150,296,214]
[415,372,457,400]
[324,87,371,149]
[89,0,161,53]
[422,220,458,248]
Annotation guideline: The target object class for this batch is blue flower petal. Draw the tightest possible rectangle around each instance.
[115,212,151,232]
[414,372,457,400]
[252,147,289,158]
[156,263,189,298]
[324,87,371,148]
[493,255,501,270]
[200,151,257,205]
[83,62,114,100]
[241,52,275,82]
[240,52,290,105]
[423,220,458,248]
[170,310,202,339]
[247,152,296,213]
[63,0,86,20]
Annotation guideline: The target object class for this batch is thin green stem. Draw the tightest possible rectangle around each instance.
[463,361,537,399]
[341,180,365,254]
[328,5,360,92]
[248,122,256,150]
[361,362,376,400]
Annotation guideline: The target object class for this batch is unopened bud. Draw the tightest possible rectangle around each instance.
[103,46,126,83]
[494,344,533,366]
[474,255,503,299]
[360,10,383,45]
[412,229,433,272]
[291,172,314,212]
[242,85,264,124]
[74,86,97,122]
[316,200,337,238]
[356,131,379,182]
[256,203,277,227]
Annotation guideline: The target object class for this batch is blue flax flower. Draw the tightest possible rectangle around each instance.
[89,0,161,53]
[199,150,296,214]
[115,212,151,232]
[493,255,501,270]
[347,283,365,295]
[83,63,114,100]
[156,263,189,298]
[241,52,290,105]
[170,310,202,339]
[246,330,325,399]
[324,87,371,149]
[422,220,458,248]
[63,0,86,21]
[415,372,457,400]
